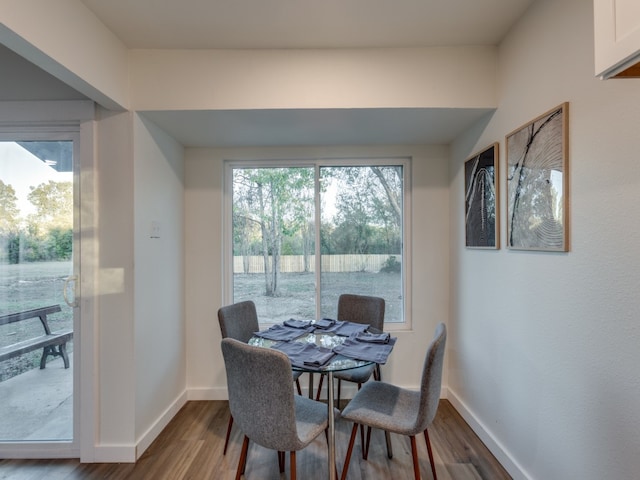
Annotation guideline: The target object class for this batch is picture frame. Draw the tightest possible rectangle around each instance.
[464,142,499,249]
[506,102,569,251]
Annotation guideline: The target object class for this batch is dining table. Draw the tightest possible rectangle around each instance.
[249,319,396,480]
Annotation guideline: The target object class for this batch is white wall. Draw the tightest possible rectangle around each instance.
[0,0,129,109]
[94,109,136,456]
[449,1,640,479]
[93,110,187,461]
[130,47,497,110]
[184,144,450,399]
[133,114,186,453]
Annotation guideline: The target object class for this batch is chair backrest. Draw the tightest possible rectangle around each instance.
[415,323,447,431]
[217,300,259,343]
[221,338,300,452]
[337,293,385,331]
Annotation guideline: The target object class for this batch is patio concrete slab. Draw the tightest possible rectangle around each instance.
[0,357,72,441]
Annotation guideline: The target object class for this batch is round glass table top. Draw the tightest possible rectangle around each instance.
[249,331,374,373]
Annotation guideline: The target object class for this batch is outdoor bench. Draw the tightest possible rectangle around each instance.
[0,304,73,369]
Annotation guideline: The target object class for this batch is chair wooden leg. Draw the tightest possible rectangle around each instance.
[290,451,296,480]
[385,430,393,459]
[341,424,359,480]
[410,435,421,480]
[363,426,391,459]
[236,435,249,480]
[223,415,234,455]
[295,378,302,396]
[356,383,365,455]
[278,451,285,472]
[315,374,324,401]
[363,426,372,459]
[424,428,437,480]
[337,379,342,407]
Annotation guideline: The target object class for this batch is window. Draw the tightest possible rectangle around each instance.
[225,158,410,326]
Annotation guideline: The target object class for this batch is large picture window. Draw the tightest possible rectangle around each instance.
[226,158,410,326]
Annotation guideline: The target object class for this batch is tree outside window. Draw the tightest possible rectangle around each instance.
[230,160,407,324]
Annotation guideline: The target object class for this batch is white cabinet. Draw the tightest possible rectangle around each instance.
[594,0,640,78]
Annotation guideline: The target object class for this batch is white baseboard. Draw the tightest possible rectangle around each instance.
[89,383,530,470]
[445,387,531,480]
[93,383,536,467]
[135,390,188,460]
[93,390,188,463]
[93,444,137,463]
[187,386,228,400]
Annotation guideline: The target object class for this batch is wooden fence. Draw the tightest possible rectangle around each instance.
[233,254,400,274]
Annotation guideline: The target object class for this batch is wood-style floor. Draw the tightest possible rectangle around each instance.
[0,399,511,480]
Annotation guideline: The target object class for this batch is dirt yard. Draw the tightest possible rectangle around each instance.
[0,262,401,381]
[233,271,402,324]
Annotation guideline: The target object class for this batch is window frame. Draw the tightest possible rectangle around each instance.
[223,156,412,331]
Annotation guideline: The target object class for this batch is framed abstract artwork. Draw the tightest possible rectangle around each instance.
[506,102,569,251]
[465,143,499,249]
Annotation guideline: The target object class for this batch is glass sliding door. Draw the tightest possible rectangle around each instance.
[0,138,76,444]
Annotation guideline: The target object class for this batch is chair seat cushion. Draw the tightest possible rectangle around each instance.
[340,381,421,436]
[293,396,334,448]
[333,363,376,383]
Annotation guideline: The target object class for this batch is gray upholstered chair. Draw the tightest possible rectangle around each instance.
[340,323,447,480]
[221,338,331,480]
[218,300,303,455]
[218,300,259,344]
[316,294,386,405]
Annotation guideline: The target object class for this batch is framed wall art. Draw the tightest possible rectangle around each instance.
[465,142,499,249]
[506,102,569,251]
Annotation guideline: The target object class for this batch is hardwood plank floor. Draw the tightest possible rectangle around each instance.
[0,400,511,479]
